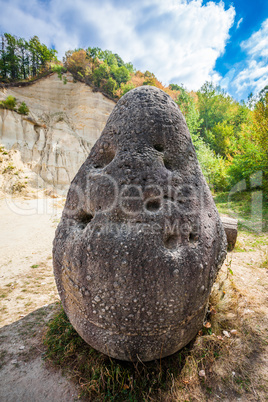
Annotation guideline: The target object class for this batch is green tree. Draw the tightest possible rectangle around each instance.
[169,83,181,91]
[110,65,130,87]
[195,139,229,191]
[101,50,118,67]
[102,77,117,96]
[121,82,135,95]
[114,53,124,67]
[28,35,57,77]
[175,85,202,137]
[124,62,134,73]
[17,37,29,79]
[0,34,8,79]
[197,82,231,134]
[207,121,235,157]
[87,47,102,60]
[173,85,228,190]
[253,91,268,155]
[92,63,110,87]
[197,81,251,158]
[4,33,19,80]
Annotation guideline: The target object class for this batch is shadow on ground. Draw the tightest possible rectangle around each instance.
[0,303,80,402]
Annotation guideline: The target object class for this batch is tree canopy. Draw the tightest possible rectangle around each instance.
[0,33,57,81]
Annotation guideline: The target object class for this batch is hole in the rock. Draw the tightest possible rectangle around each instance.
[146,199,161,212]
[94,150,115,169]
[189,232,199,243]
[163,158,172,170]
[164,234,179,249]
[154,144,164,152]
[164,194,175,202]
[79,212,94,227]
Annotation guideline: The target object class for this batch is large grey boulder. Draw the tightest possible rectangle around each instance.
[53,86,227,361]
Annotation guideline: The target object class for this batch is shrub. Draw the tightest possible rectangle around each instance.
[121,82,135,96]
[51,64,67,80]
[110,65,130,87]
[0,95,17,110]
[17,102,29,115]
[92,63,110,87]
[102,77,117,96]
[194,138,229,192]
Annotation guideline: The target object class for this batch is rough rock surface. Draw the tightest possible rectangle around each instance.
[221,216,238,251]
[53,86,227,361]
[0,73,115,191]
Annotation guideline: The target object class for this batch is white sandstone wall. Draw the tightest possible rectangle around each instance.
[0,73,115,191]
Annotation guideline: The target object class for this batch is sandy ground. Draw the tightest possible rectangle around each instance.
[0,196,267,401]
[0,197,82,401]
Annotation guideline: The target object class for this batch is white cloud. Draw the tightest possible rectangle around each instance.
[241,19,268,58]
[236,17,243,30]
[232,19,268,98]
[0,0,235,90]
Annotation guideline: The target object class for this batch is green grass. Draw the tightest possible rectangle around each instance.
[43,306,192,401]
[233,229,268,252]
[214,190,268,232]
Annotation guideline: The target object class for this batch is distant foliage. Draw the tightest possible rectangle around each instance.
[64,46,132,96]
[102,77,117,96]
[0,33,58,82]
[121,82,136,95]
[92,63,110,87]
[143,71,157,86]
[175,86,228,191]
[253,91,268,155]
[51,63,67,80]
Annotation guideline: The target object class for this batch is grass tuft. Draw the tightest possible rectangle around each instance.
[43,304,191,400]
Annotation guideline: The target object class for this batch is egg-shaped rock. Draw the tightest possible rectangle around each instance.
[53,86,227,361]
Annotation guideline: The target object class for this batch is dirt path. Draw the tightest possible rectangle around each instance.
[0,197,267,401]
[0,197,81,401]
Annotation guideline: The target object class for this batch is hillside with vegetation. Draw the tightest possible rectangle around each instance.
[0,33,267,230]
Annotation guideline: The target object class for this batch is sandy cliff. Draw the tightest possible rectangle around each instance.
[0,73,115,191]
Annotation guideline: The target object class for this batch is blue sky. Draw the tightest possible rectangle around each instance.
[0,0,267,101]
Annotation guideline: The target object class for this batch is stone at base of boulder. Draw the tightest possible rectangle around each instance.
[68,304,207,361]
[221,216,238,251]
